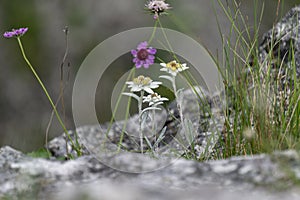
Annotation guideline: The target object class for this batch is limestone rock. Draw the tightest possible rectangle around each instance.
[1,146,300,199]
[246,5,300,101]
[259,6,300,79]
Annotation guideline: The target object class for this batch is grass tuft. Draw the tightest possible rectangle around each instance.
[213,0,300,159]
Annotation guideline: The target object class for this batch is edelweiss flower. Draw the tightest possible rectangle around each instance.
[3,27,28,38]
[143,92,169,106]
[146,0,171,19]
[131,41,157,69]
[160,60,189,76]
[126,75,162,94]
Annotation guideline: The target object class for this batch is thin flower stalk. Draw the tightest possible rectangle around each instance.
[14,35,81,157]
[160,60,189,136]
[143,93,168,151]
[138,90,145,153]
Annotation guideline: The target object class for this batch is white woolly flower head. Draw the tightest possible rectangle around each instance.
[143,92,169,106]
[160,60,189,76]
[126,75,162,94]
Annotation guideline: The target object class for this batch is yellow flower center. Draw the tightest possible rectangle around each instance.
[133,75,152,85]
[166,61,180,71]
[151,93,158,98]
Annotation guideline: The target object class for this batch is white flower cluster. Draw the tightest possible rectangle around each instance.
[143,92,169,106]
[125,75,162,94]
[160,60,189,77]
[145,0,171,19]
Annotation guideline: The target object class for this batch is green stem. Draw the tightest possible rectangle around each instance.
[16,37,78,153]
[157,17,179,61]
[172,76,185,133]
[148,20,158,45]
[105,67,135,146]
[117,94,132,152]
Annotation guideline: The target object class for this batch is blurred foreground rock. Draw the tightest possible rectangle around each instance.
[1,146,300,200]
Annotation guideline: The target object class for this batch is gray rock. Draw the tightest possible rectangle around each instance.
[245,5,300,100]
[258,6,300,80]
[1,146,300,200]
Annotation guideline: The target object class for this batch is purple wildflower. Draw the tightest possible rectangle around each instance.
[131,41,156,69]
[3,27,28,38]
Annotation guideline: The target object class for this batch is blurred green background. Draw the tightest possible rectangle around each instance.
[1,0,299,152]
